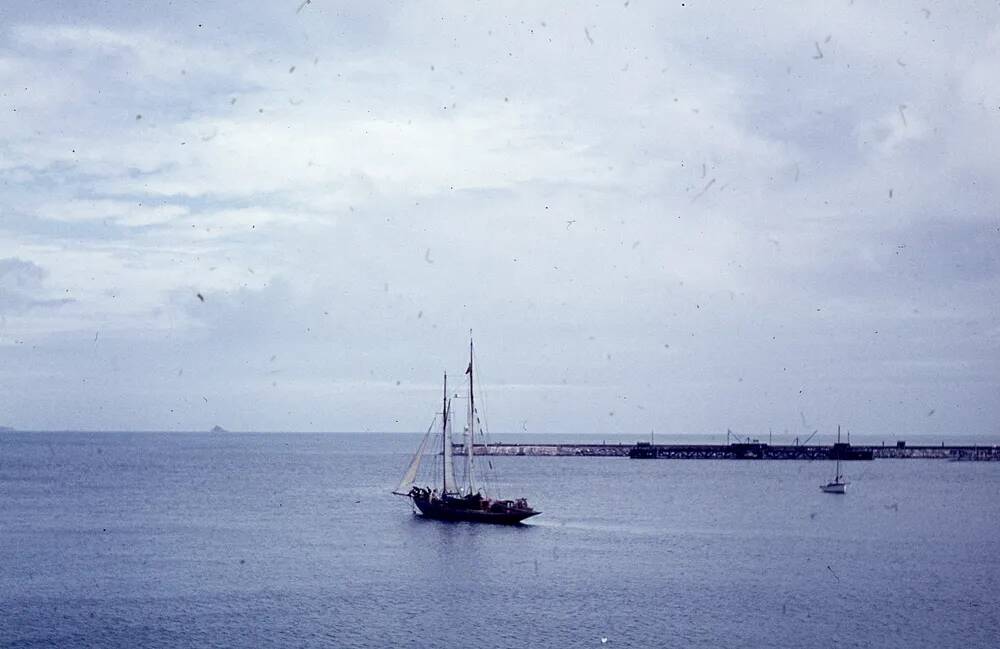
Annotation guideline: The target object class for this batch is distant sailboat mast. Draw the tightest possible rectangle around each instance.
[820,425,848,493]
[835,425,843,483]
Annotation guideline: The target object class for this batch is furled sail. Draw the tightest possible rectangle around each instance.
[463,424,476,496]
[443,414,457,494]
[393,422,434,495]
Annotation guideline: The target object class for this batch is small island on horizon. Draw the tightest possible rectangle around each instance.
[210,425,229,433]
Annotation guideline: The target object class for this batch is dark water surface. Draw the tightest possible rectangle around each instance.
[2,432,998,648]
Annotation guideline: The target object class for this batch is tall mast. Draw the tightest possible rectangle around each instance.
[441,372,448,494]
[836,425,842,482]
[466,335,476,495]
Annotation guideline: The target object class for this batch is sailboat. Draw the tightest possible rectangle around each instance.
[393,338,540,524]
[820,426,848,494]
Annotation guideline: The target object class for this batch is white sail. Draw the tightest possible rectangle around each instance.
[443,412,457,493]
[393,424,433,495]
[464,423,476,496]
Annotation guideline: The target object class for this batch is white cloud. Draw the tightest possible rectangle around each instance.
[0,3,997,433]
[37,199,188,226]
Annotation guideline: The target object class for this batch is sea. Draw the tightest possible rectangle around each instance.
[2,432,999,648]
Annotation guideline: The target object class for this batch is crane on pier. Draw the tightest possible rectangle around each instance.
[794,429,819,446]
[727,429,754,444]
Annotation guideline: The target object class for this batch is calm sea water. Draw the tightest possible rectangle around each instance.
[2,432,998,648]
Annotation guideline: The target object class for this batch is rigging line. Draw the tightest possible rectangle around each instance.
[473,345,490,436]
[423,414,438,487]
[424,410,446,488]
[470,345,498,493]
[468,344,503,498]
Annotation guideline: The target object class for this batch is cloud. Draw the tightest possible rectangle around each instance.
[0,4,997,433]
[0,257,74,314]
[37,199,189,227]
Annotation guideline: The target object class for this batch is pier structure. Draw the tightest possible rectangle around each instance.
[452,442,632,457]
[451,441,999,460]
[629,441,874,460]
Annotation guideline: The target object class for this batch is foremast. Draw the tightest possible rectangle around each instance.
[397,340,481,500]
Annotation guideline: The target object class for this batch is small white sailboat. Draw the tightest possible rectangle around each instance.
[821,426,848,494]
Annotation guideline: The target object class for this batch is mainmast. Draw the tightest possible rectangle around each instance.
[466,335,476,495]
[441,372,448,495]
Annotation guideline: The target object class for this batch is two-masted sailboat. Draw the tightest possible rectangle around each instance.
[393,339,540,524]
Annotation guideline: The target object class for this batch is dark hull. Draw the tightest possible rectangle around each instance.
[413,497,539,525]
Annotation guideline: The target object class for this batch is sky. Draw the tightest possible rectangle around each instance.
[1,1,998,436]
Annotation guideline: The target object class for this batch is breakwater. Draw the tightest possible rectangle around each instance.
[452,442,1000,460]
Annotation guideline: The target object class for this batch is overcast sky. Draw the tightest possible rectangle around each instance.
[1,1,997,436]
